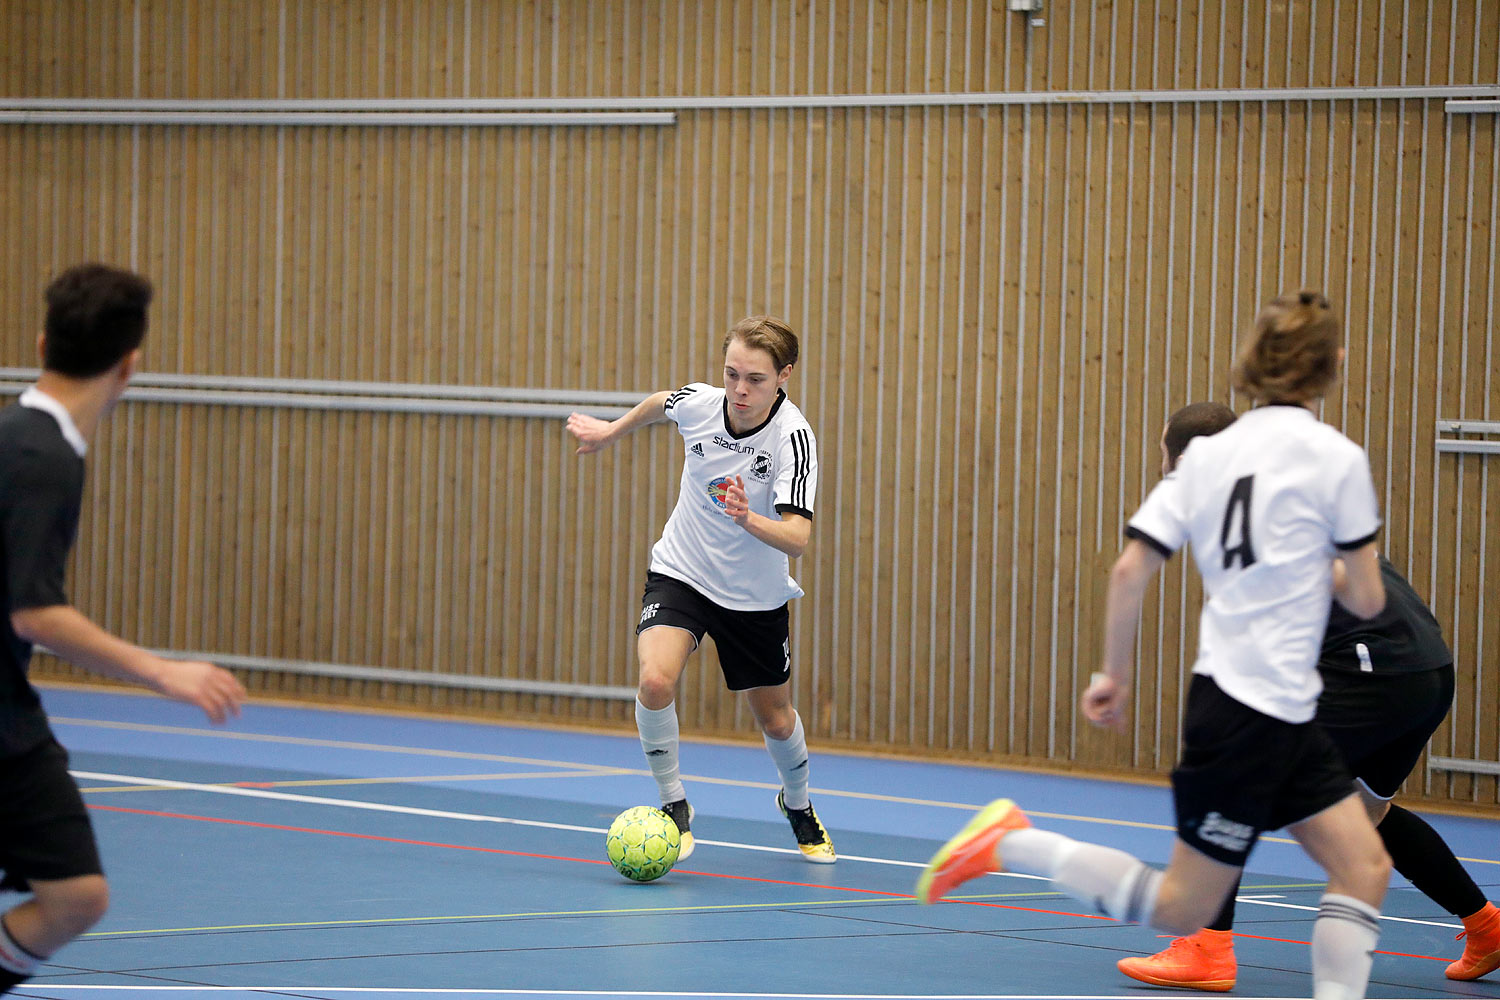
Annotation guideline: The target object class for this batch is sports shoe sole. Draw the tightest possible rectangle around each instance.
[1117,964,1234,992]
[1446,946,1500,981]
[776,792,836,864]
[916,798,1028,904]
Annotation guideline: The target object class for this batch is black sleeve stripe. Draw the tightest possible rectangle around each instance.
[792,429,805,509]
[1123,525,1174,559]
[789,428,813,510]
[775,503,814,521]
[664,385,697,411]
[1335,528,1381,551]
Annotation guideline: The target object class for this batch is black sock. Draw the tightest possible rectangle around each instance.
[1206,874,1241,931]
[1379,804,1487,918]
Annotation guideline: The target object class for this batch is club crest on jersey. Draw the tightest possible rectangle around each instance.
[750,451,773,482]
[706,477,733,508]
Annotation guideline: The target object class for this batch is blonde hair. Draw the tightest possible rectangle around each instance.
[1231,291,1341,404]
[723,315,799,372]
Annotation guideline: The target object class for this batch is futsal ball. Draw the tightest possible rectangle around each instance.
[606,806,681,882]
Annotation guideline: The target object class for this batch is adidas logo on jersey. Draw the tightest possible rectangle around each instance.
[690,443,705,457]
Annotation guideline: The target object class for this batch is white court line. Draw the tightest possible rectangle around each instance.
[52,717,1178,833]
[1226,897,1461,929]
[57,717,1500,869]
[71,770,1464,931]
[51,717,633,772]
[15,989,1333,999]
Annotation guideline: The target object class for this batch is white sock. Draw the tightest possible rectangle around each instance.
[0,915,42,976]
[635,699,686,804]
[1000,828,1162,924]
[764,712,811,810]
[1311,893,1380,1000]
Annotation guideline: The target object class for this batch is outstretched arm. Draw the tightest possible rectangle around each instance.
[11,605,246,724]
[566,391,670,454]
[1083,539,1167,732]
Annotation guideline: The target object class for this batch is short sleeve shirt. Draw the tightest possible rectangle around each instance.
[647,384,817,611]
[1,391,87,757]
[1125,405,1381,723]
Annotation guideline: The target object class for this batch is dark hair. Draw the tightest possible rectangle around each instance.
[723,315,799,371]
[43,263,153,377]
[1231,290,1341,404]
[1164,401,1237,470]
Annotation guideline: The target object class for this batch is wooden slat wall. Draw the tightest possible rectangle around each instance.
[2,0,1497,807]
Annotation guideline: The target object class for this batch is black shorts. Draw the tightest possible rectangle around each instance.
[1171,675,1356,867]
[636,572,791,691]
[1317,665,1455,799]
[0,738,103,892]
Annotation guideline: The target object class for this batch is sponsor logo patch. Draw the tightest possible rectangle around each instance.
[713,435,757,454]
[706,477,733,508]
[750,451,773,482]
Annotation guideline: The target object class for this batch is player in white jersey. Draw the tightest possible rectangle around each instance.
[1116,402,1500,991]
[917,292,1393,1000]
[566,316,833,863]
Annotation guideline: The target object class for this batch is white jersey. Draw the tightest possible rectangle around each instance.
[648,383,817,611]
[1126,405,1381,723]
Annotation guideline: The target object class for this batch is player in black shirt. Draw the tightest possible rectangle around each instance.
[0,264,247,996]
[1116,402,1499,991]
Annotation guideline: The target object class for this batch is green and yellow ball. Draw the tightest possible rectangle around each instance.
[606,806,681,882]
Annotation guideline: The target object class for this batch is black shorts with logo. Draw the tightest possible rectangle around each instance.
[0,737,104,892]
[636,572,791,691]
[1317,664,1455,800]
[1171,674,1356,867]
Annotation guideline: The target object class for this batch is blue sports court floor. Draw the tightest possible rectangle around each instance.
[9,683,1499,1000]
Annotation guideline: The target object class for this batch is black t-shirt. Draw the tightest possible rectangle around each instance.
[1,401,84,756]
[1319,556,1451,674]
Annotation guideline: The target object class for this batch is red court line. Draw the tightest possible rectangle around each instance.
[87,803,1449,963]
[1233,931,1445,963]
[1140,929,1447,964]
[86,803,1099,919]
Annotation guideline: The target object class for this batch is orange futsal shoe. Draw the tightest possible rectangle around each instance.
[1117,928,1237,992]
[915,798,1030,905]
[1447,901,1500,981]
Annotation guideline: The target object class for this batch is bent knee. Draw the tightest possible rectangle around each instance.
[1362,845,1394,886]
[758,709,796,741]
[636,668,678,709]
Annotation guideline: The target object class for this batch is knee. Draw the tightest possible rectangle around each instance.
[760,709,796,741]
[636,666,677,710]
[40,876,110,937]
[1362,844,1394,889]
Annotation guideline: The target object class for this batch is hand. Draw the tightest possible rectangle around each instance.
[566,412,616,454]
[1081,671,1129,733]
[153,658,247,725]
[722,475,751,526]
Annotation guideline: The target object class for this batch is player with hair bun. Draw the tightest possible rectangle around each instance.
[1118,402,1500,990]
[918,291,1396,1000]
